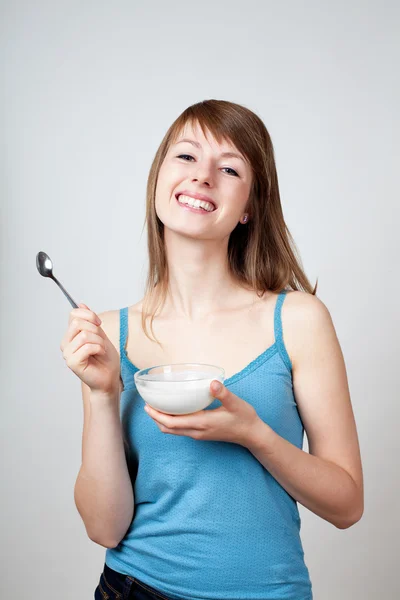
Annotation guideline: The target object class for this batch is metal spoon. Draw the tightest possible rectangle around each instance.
[36,251,79,308]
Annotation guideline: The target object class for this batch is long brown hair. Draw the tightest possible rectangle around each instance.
[140,99,318,346]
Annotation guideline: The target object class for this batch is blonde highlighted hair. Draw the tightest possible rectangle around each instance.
[140,99,318,346]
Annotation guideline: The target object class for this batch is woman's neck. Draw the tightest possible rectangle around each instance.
[162,231,244,321]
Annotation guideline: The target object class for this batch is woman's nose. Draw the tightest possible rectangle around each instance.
[192,177,211,186]
[192,165,213,185]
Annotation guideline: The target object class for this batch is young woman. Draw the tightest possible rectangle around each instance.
[61,99,364,600]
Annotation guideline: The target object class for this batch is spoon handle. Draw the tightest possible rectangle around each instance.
[52,275,79,308]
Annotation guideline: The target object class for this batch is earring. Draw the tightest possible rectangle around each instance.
[242,214,249,224]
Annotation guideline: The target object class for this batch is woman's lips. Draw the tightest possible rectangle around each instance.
[176,197,216,215]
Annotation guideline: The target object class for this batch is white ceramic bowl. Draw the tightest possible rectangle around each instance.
[133,363,225,415]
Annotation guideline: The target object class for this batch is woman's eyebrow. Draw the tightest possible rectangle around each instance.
[173,138,245,163]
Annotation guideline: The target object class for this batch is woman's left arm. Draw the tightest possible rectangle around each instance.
[246,292,364,530]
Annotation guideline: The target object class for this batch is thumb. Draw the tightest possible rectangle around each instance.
[210,380,235,407]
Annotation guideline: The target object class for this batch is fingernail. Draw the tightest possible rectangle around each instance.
[212,381,222,393]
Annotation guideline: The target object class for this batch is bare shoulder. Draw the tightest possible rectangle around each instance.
[281,290,336,371]
[96,308,121,356]
[97,300,143,356]
[283,288,331,320]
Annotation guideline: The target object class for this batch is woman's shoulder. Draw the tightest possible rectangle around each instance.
[283,289,331,325]
[260,288,329,321]
[282,290,336,370]
[284,289,329,313]
[97,300,144,356]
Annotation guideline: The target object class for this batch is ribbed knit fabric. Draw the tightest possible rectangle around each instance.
[106,290,313,599]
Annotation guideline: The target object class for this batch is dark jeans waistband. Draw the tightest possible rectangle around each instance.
[104,561,133,584]
[99,562,176,600]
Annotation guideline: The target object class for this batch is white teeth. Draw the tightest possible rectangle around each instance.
[177,194,215,212]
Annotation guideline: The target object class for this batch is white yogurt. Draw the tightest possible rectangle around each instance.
[134,370,224,415]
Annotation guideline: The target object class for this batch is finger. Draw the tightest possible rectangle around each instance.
[68,304,102,327]
[65,330,106,360]
[144,406,177,428]
[79,303,101,321]
[156,424,202,439]
[60,318,104,353]
[146,414,196,436]
[66,341,106,368]
[144,405,206,430]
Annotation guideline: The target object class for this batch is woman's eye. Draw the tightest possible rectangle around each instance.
[223,167,239,177]
[176,155,239,177]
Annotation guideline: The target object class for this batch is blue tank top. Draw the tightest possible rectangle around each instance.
[106,290,313,599]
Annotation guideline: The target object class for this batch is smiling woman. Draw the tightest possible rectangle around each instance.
[66,99,363,600]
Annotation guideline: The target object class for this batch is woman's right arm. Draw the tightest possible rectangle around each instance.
[61,306,134,548]
[74,379,134,549]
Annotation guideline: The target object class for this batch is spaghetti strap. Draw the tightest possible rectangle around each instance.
[119,307,129,358]
[274,290,292,373]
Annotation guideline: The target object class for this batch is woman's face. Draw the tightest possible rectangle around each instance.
[155,122,253,239]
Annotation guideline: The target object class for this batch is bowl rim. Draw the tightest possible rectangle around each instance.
[133,362,225,382]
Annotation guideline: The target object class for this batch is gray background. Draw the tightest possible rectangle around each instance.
[1,1,399,598]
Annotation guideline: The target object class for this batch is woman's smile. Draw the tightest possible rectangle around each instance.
[176,195,217,215]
